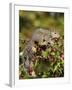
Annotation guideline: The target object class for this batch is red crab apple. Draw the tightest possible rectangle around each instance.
[51,48,56,52]
[32,57,36,62]
[53,48,56,52]
[28,67,33,75]
[60,53,64,60]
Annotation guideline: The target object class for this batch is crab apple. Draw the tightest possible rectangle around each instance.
[28,67,33,75]
[60,53,64,60]
[32,58,35,62]
[51,48,56,52]
[32,56,36,62]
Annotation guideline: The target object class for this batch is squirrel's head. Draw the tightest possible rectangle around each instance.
[51,31,60,39]
[32,28,51,45]
[31,28,60,46]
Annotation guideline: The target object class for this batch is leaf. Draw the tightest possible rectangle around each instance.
[51,52,55,56]
[42,51,48,58]
[34,59,39,67]
[42,74,47,78]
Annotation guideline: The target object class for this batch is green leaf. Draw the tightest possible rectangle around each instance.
[56,51,60,56]
[51,52,55,56]
[42,51,48,58]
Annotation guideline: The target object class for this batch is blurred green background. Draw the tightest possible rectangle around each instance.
[19,10,64,79]
[19,10,64,52]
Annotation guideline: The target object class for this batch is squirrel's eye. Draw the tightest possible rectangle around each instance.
[55,33,56,34]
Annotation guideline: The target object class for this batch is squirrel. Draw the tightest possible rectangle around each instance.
[22,28,60,75]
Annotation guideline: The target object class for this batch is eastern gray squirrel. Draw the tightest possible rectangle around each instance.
[22,28,60,76]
